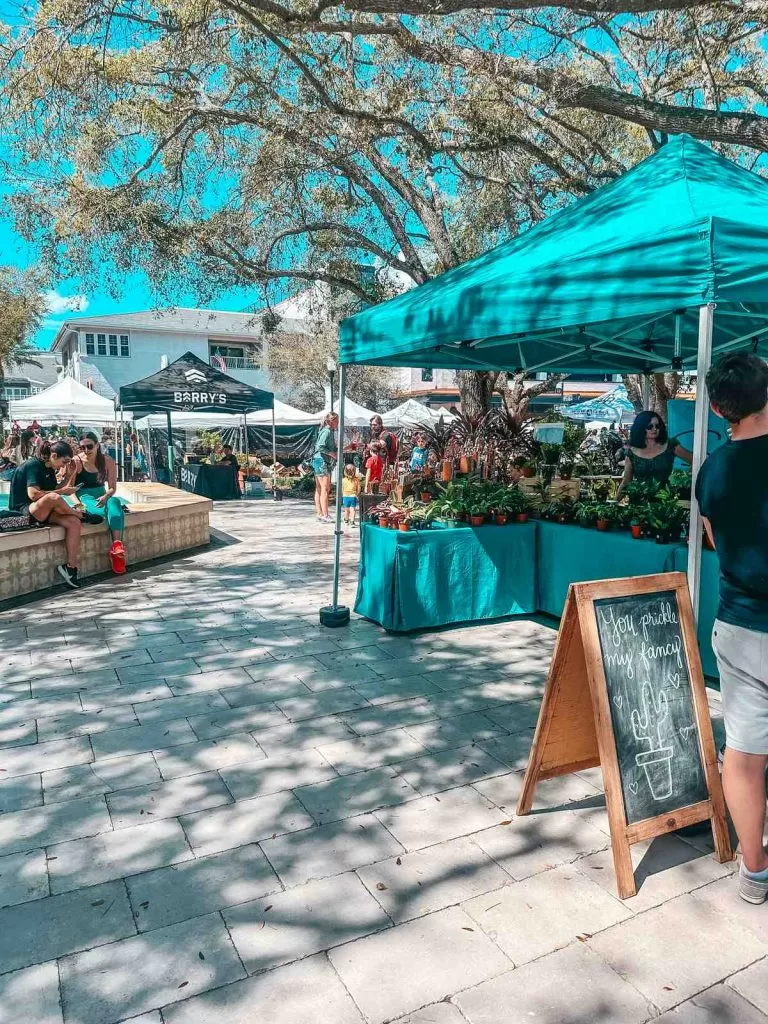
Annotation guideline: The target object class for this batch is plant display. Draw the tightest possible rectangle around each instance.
[624,480,662,505]
[540,497,577,523]
[669,469,693,496]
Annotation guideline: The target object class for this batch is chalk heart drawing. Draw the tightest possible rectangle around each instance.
[679,725,696,741]
[613,694,623,710]
[628,782,639,795]
[667,672,681,689]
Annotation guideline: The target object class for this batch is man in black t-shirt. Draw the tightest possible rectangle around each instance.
[695,352,768,903]
[218,445,241,496]
[9,440,86,589]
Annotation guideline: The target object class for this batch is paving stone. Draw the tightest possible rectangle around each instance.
[471,810,610,880]
[473,730,535,771]
[292,661,380,692]
[404,712,510,753]
[132,692,230,725]
[266,636,342,661]
[219,748,336,801]
[394,746,509,797]
[318,730,429,776]
[329,906,511,1024]
[580,834,733,910]
[224,870,390,973]
[154,734,264,780]
[655,984,768,1024]
[261,812,404,887]
[181,790,313,856]
[295,765,419,825]
[588,892,765,1011]
[47,818,193,893]
[36,705,138,741]
[454,942,653,1024]
[479,700,544,733]
[0,718,36,749]
[276,686,370,722]
[188,704,288,741]
[81,682,175,711]
[253,717,357,757]
[195,649,273,673]
[375,785,509,852]
[0,879,135,973]
[106,771,232,829]
[59,911,246,1024]
[162,953,366,1024]
[117,659,201,685]
[358,836,512,924]
[91,719,198,760]
[0,773,42,812]
[0,736,92,779]
[0,794,111,857]
[217,676,312,708]
[0,962,63,1024]
[351,673,444,706]
[464,863,631,965]
[728,958,768,1015]
[169,667,253,695]
[150,640,226,663]
[390,1006,467,1024]
[342,697,439,737]
[32,668,120,697]
[127,843,281,932]
[42,753,162,803]
[0,848,48,908]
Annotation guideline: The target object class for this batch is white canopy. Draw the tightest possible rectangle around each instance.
[135,398,317,430]
[9,376,127,426]
[433,406,456,421]
[382,399,437,428]
[316,397,377,427]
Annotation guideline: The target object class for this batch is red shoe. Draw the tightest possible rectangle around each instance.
[109,541,126,575]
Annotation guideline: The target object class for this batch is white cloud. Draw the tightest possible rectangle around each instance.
[44,290,90,314]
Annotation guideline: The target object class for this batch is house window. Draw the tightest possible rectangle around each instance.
[421,368,434,382]
[2,386,29,401]
[120,334,130,357]
[209,342,262,370]
[108,334,118,356]
[85,333,95,355]
[97,333,107,356]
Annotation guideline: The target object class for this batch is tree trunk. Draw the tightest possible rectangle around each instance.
[623,372,681,420]
[455,370,500,417]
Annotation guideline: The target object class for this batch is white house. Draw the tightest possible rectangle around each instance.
[51,304,310,397]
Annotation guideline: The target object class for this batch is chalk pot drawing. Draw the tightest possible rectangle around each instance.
[631,682,673,801]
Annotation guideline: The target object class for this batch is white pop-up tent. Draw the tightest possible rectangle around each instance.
[9,376,127,426]
[315,396,377,427]
[382,399,441,428]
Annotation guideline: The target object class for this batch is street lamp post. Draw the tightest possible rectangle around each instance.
[327,357,337,413]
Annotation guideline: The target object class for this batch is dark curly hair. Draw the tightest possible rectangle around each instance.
[629,410,668,448]
[706,352,768,423]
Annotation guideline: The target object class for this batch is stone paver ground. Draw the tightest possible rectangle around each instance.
[0,499,765,1024]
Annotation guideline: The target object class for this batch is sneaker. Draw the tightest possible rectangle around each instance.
[739,863,768,904]
[57,564,80,589]
[109,541,127,575]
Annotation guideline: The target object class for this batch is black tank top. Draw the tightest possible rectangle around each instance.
[75,463,102,488]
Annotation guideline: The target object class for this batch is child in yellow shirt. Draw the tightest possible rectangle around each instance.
[342,463,361,527]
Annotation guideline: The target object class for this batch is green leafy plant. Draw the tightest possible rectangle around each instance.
[668,469,693,496]
[540,442,562,466]
[624,479,662,505]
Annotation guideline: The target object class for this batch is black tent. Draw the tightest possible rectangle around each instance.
[117,352,275,493]
[117,351,273,417]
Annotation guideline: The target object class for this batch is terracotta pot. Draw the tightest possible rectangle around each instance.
[389,521,398,529]
[596,519,610,531]
[470,515,484,527]
[494,514,507,525]
[378,516,389,528]
[521,467,535,478]
[516,513,529,524]
[441,461,453,482]
[420,492,432,503]
[399,522,410,532]
[459,456,473,475]
[631,524,642,539]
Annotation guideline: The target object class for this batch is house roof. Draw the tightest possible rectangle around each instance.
[5,352,63,388]
[51,306,310,350]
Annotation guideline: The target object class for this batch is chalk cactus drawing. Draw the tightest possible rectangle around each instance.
[631,682,674,801]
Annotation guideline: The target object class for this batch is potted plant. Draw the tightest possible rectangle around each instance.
[630,517,644,540]
[668,469,693,499]
[593,501,621,531]
[467,495,488,527]
[559,460,574,481]
[504,487,531,523]
[521,459,536,479]
[575,500,599,529]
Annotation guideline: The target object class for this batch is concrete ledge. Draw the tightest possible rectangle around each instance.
[0,485,212,600]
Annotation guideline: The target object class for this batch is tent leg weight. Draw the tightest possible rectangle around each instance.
[319,604,350,628]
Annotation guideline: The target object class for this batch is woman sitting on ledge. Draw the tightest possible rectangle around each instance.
[66,431,129,575]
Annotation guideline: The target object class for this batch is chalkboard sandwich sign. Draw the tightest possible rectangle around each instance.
[517,572,732,899]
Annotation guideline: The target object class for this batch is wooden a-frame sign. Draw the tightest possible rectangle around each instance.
[517,572,732,898]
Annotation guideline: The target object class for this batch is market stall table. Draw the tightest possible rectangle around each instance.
[180,463,239,501]
[355,521,537,631]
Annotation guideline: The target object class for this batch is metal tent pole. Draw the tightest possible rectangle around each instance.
[119,409,125,481]
[687,302,715,619]
[271,404,278,501]
[242,412,247,500]
[320,363,350,627]
[166,411,175,483]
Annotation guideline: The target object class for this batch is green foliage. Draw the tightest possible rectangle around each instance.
[625,480,662,505]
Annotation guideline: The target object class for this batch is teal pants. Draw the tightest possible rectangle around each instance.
[78,487,127,540]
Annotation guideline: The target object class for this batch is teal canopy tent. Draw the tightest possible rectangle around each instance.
[323,136,768,625]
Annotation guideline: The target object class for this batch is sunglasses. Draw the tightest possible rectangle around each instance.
[79,443,95,450]
[646,422,660,430]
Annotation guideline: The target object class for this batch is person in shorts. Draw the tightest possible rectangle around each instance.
[695,351,768,903]
[9,440,91,588]
[341,463,361,528]
[312,412,338,522]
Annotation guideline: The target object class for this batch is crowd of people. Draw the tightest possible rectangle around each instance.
[0,423,137,587]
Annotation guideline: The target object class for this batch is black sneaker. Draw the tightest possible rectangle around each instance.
[57,564,80,589]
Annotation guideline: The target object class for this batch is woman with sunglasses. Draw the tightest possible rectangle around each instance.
[67,431,128,574]
[616,410,692,500]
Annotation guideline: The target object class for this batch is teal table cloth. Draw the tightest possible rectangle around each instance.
[355,522,537,631]
[536,521,681,618]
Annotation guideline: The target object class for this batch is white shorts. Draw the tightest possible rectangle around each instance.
[712,618,768,755]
